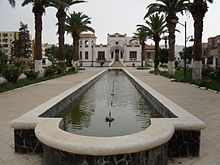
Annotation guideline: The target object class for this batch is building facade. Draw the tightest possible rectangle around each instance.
[206,35,220,69]
[0,31,19,59]
[79,33,142,67]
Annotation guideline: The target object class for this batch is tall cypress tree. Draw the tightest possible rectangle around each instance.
[11,22,32,59]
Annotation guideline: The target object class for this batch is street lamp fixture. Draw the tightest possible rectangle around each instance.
[171,19,194,82]
[175,21,187,82]
[91,41,94,67]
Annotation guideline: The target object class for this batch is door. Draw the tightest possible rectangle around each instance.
[115,49,119,61]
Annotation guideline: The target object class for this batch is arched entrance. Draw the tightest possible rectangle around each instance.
[110,46,124,61]
[115,49,119,61]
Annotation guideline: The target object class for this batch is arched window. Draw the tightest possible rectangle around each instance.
[85,40,88,47]
[111,52,114,58]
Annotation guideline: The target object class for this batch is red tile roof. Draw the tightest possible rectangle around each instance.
[80,33,96,39]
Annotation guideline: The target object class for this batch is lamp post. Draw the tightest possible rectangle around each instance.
[91,42,94,67]
[184,21,187,82]
[176,21,187,81]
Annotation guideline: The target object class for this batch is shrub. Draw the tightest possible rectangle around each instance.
[214,66,220,79]
[0,51,7,74]
[202,65,214,77]
[67,67,75,73]
[25,69,38,80]
[3,64,22,83]
[44,65,58,76]
[174,61,179,67]
[57,66,65,74]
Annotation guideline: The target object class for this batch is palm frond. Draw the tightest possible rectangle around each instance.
[8,0,15,7]
[22,0,33,6]
[65,11,94,35]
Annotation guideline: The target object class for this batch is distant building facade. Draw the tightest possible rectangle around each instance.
[42,43,54,66]
[0,31,19,58]
[206,35,220,68]
[79,33,143,67]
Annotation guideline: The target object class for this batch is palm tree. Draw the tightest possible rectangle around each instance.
[133,27,149,68]
[8,0,15,7]
[65,12,94,69]
[49,0,85,69]
[138,13,166,71]
[189,0,213,81]
[145,0,189,74]
[22,0,50,73]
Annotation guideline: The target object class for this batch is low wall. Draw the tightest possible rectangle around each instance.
[42,144,168,165]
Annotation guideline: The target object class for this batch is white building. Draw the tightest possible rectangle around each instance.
[42,43,54,66]
[0,31,19,58]
[79,33,141,67]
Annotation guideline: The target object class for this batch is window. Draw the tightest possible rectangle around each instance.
[3,33,8,37]
[80,51,82,60]
[129,51,137,59]
[80,41,82,48]
[121,52,123,58]
[147,52,151,58]
[3,44,8,48]
[3,39,8,43]
[111,52,114,58]
[207,57,213,64]
[85,40,88,47]
[85,51,89,59]
[98,51,105,60]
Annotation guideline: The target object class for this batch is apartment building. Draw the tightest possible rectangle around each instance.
[0,31,19,58]
[206,35,220,68]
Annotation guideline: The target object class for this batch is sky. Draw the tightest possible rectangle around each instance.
[0,0,219,46]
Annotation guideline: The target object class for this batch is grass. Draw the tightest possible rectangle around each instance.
[151,68,220,92]
[0,70,77,93]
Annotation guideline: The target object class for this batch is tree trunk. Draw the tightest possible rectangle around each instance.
[154,36,160,71]
[33,5,44,73]
[72,35,79,69]
[167,21,177,74]
[56,9,66,69]
[141,42,145,68]
[190,0,207,81]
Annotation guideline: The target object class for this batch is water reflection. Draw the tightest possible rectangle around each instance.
[60,70,160,137]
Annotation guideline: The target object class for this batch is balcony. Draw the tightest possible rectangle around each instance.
[96,58,106,62]
[209,48,220,57]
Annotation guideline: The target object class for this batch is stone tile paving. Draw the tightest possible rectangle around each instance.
[128,68,220,165]
[0,68,102,165]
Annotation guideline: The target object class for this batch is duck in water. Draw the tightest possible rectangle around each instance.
[105,112,114,122]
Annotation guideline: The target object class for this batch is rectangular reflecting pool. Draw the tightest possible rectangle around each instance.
[58,70,161,137]
[11,68,206,165]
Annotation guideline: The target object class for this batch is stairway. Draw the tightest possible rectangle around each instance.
[110,61,124,67]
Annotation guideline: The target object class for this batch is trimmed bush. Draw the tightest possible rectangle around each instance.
[44,65,58,76]
[57,66,66,74]
[3,64,22,83]
[202,65,214,77]
[25,69,38,80]
[67,67,75,73]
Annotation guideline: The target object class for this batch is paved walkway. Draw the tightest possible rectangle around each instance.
[110,61,125,67]
[128,68,220,165]
[0,68,102,165]
[0,67,219,165]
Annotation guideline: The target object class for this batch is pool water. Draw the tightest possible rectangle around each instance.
[59,70,160,137]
